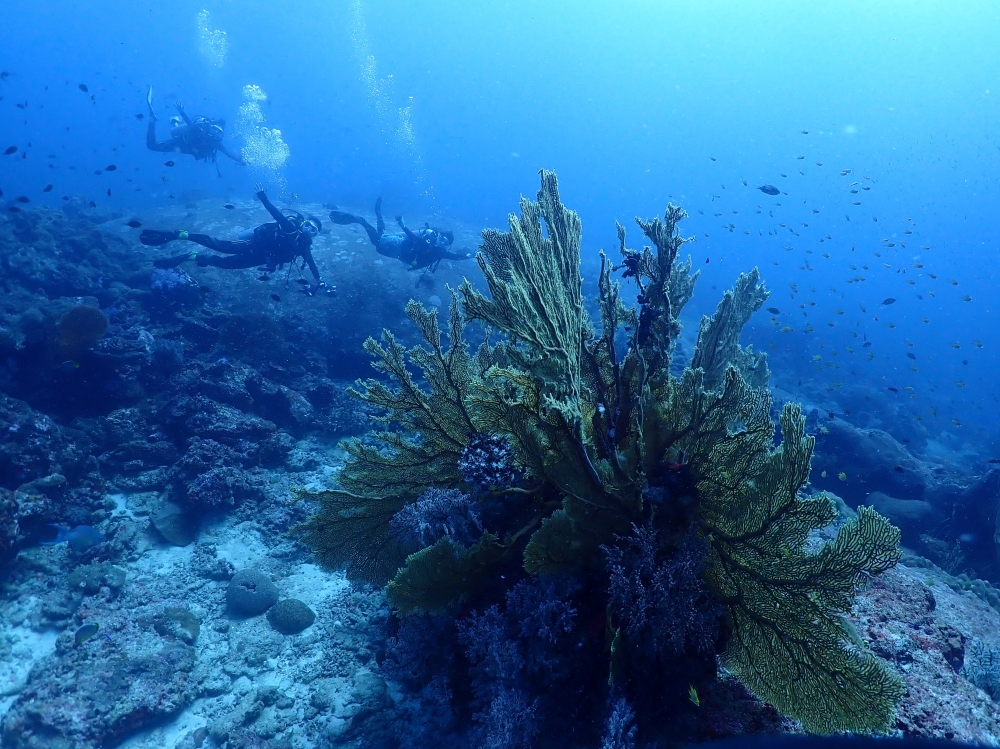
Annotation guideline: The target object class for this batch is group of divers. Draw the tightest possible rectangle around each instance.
[139,88,471,294]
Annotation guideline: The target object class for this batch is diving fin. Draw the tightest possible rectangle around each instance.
[153,254,193,269]
[146,85,156,120]
[328,210,357,225]
[140,229,180,247]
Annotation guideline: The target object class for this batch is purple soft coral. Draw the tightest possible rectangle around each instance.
[605,524,723,658]
[390,487,482,550]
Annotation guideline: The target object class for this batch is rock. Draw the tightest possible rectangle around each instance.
[267,598,316,635]
[0,393,93,490]
[0,618,196,747]
[810,416,934,505]
[936,470,1000,582]
[245,376,316,432]
[868,491,936,536]
[1,204,136,304]
[176,318,219,351]
[100,407,150,444]
[184,466,259,509]
[191,543,236,581]
[0,488,21,565]
[151,501,199,546]
[852,562,1000,741]
[153,606,201,644]
[936,624,966,671]
[62,196,122,225]
[160,395,277,446]
[351,670,389,708]
[227,569,279,617]
[67,563,126,596]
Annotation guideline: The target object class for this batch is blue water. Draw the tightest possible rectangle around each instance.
[1,1,998,448]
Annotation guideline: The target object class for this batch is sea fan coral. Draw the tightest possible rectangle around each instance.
[300,171,903,739]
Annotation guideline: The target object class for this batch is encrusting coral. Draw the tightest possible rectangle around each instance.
[295,170,904,741]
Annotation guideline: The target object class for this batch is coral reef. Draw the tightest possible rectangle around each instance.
[2,187,1000,748]
[0,197,479,748]
[299,172,904,741]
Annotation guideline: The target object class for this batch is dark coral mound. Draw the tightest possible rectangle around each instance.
[299,172,904,746]
[0,201,375,557]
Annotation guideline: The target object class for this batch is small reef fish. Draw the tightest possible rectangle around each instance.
[224,204,235,209]
[126,220,141,228]
[3,146,17,156]
[757,184,780,196]
[41,524,104,553]
[75,623,99,644]
[105,164,117,171]
[688,684,700,707]
[78,83,88,92]
[881,298,896,305]
[164,160,175,167]
[766,307,780,314]
[42,184,53,192]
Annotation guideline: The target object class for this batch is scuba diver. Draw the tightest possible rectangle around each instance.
[145,86,243,169]
[329,197,472,271]
[139,184,331,293]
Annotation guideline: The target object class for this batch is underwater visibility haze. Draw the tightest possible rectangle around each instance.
[2,1,1000,748]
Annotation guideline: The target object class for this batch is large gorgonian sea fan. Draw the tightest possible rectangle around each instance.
[295,170,904,735]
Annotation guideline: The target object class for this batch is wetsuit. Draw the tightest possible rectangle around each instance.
[330,197,469,271]
[146,104,243,164]
[142,190,322,282]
